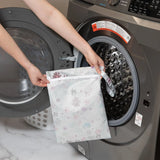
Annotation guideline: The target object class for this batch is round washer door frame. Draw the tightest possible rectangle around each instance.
[75,36,140,126]
[74,18,140,127]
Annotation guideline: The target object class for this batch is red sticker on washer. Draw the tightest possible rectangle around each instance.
[92,23,98,32]
[91,21,131,44]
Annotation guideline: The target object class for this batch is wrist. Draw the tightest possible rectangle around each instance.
[23,61,34,71]
[81,44,93,57]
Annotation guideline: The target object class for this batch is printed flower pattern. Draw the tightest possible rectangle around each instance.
[47,67,111,143]
[52,72,68,79]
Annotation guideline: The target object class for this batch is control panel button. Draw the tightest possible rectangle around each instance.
[128,0,160,19]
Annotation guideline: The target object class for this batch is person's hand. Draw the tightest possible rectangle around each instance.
[26,64,49,87]
[84,48,105,74]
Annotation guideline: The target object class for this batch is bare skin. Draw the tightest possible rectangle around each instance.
[0,0,104,87]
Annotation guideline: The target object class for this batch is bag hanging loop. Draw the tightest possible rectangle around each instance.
[100,67,116,97]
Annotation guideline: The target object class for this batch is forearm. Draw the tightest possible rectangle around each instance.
[0,24,32,70]
[23,0,104,74]
[23,0,93,57]
[44,9,92,56]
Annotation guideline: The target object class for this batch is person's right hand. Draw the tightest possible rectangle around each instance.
[84,48,105,74]
[26,64,49,87]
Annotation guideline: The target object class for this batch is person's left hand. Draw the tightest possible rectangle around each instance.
[26,64,49,87]
[84,48,105,74]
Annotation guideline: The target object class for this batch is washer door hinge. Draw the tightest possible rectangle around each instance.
[59,56,77,62]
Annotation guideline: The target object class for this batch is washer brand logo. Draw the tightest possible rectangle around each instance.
[91,21,131,44]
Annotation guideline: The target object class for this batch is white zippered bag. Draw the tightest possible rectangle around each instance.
[46,67,115,143]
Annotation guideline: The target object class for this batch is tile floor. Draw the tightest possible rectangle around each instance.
[0,118,87,160]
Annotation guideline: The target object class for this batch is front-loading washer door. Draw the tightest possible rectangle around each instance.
[0,8,73,117]
[74,18,140,127]
[73,18,153,144]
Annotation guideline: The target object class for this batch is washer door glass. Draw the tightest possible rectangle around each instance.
[74,36,139,126]
[0,28,53,104]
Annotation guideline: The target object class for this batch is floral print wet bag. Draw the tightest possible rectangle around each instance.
[46,67,115,143]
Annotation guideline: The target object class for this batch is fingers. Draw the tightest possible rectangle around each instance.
[37,82,47,87]
[99,59,105,71]
[42,74,50,84]
[94,64,101,75]
[91,58,105,74]
[32,74,50,87]
[86,52,105,74]
[26,64,50,87]
[38,75,49,87]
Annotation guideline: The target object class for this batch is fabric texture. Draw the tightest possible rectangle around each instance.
[47,67,111,143]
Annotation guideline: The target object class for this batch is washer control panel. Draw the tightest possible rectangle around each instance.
[129,0,160,19]
[82,0,160,22]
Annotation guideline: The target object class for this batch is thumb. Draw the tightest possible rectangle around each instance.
[99,58,105,70]
[41,74,50,84]
[94,65,101,75]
